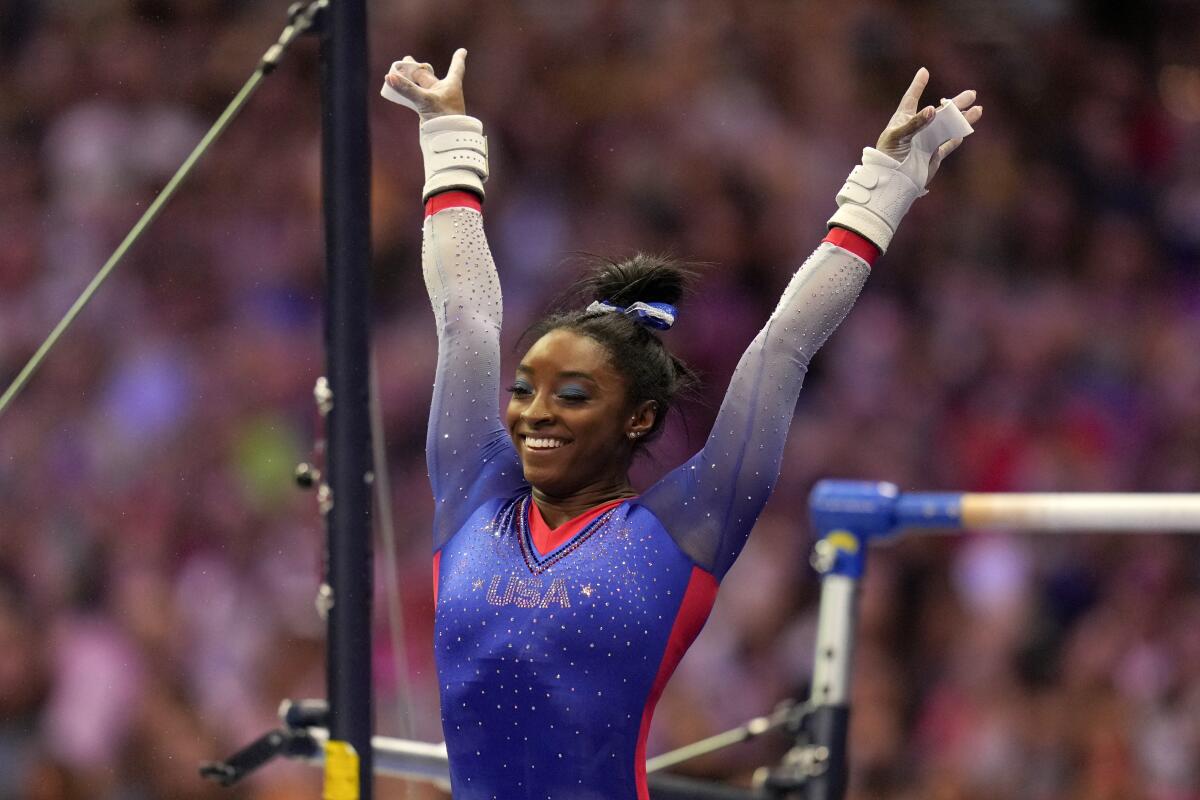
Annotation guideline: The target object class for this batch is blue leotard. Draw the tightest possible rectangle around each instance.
[423,190,874,799]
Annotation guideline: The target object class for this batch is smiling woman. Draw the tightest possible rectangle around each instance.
[507,256,698,525]
[383,48,980,800]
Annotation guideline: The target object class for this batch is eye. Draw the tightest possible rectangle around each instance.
[557,385,590,403]
[506,381,533,398]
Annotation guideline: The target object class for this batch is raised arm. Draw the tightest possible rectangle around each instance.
[641,70,982,579]
[384,51,523,549]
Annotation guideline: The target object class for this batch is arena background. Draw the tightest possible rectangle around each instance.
[2,1,1200,798]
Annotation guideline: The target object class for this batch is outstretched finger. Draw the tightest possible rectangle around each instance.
[963,104,983,125]
[937,136,964,161]
[896,67,930,114]
[445,48,468,85]
[944,89,977,112]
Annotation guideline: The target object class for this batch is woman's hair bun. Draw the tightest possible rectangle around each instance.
[583,253,690,308]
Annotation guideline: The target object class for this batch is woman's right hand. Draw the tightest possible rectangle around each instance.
[384,48,468,121]
[874,68,982,187]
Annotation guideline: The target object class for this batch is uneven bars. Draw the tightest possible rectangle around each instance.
[810,481,1200,540]
[802,480,1200,800]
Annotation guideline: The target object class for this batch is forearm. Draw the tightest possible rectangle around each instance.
[423,191,502,454]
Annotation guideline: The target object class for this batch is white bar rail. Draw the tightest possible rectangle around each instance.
[959,493,1200,531]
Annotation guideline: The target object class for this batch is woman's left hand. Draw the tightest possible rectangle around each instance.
[876,68,983,187]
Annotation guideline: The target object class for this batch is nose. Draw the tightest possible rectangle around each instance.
[521,391,554,427]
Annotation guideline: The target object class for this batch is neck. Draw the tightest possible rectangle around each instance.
[531,478,636,529]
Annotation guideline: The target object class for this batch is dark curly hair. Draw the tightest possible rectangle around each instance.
[521,253,700,447]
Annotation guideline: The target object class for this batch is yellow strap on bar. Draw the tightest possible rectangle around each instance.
[323,740,360,800]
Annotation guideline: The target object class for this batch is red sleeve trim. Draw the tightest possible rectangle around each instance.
[424,190,482,218]
[824,226,880,266]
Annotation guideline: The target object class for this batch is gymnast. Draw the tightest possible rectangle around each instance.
[383,48,981,800]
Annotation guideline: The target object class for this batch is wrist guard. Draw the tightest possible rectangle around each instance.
[828,100,973,253]
[419,115,489,202]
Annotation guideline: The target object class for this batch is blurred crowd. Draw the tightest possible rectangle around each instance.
[2,0,1199,798]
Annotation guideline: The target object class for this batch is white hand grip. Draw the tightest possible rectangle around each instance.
[912,99,974,154]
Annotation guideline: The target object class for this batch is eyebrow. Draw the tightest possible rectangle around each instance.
[515,365,596,382]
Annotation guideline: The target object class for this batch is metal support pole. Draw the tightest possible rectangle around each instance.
[787,481,896,800]
[801,573,856,800]
[756,560,859,799]
[317,0,375,796]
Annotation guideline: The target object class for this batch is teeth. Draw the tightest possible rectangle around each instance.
[526,437,566,450]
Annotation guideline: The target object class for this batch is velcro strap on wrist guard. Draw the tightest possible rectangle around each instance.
[828,100,973,253]
[419,115,489,201]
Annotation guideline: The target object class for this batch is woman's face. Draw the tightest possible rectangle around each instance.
[505,328,654,497]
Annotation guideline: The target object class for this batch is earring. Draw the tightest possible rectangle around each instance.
[627,431,643,440]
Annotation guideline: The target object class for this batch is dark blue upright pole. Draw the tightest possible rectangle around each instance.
[318,0,374,796]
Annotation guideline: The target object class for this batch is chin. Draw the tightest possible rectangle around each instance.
[521,463,576,498]
[520,462,554,490]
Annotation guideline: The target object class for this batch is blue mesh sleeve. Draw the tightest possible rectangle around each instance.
[423,206,524,550]
[638,242,871,578]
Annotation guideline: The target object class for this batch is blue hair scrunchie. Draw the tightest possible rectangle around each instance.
[585,300,677,331]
